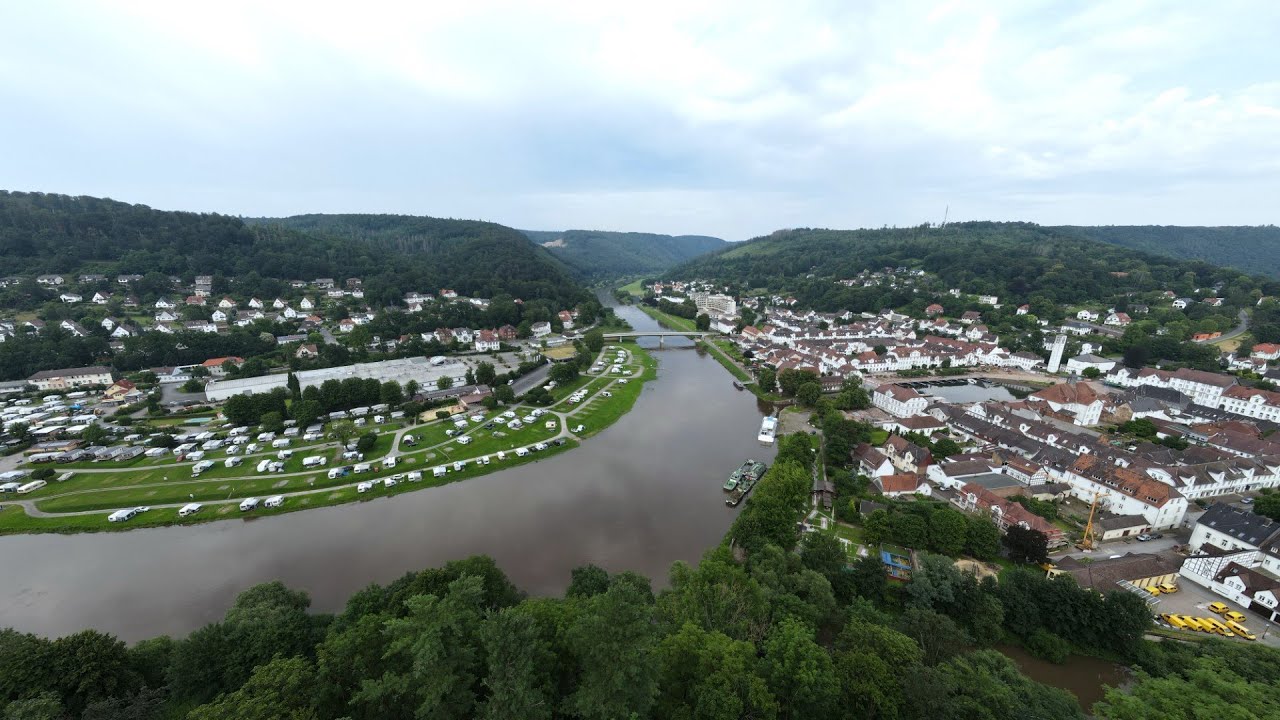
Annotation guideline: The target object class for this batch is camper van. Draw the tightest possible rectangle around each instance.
[302,456,327,468]
[327,466,350,479]
[357,481,373,493]
[515,447,529,457]
[353,463,372,473]
[239,497,261,511]
[383,456,397,469]
[271,438,291,449]
[433,466,447,478]
[108,508,138,523]
[264,495,285,508]
[407,471,422,482]
[383,477,397,488]
[191,460,215,476]
[178,503,203,517]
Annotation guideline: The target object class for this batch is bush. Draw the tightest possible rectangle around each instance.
[31,467,55,481]
[356,432,378,453]
[1025,629,1071,664]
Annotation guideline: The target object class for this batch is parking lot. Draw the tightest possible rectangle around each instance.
[1149,579,1279,647]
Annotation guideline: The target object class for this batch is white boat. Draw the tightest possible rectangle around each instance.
[757,415,777,445]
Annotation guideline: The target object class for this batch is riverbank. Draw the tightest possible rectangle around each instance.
[0,343,658,535]
[634,304,763,388]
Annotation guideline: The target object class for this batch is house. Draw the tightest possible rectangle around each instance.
[110,324,138,339]
[211,309,229,323]
[1064,354,1116,376]
[1187,503,1280,555]
[58,292,83,304]
[155,310,179,323]
[875,473,928,498]
[1076,309,1100,322]
[1204,297,1224,307]
[1016,304,1030,315]
[1172,298,1191,309]
[78,273,105,284]
[558,310,575,330]
[217,297,236,309]
[873,384,928,418]
[58,320,88,337]
[117,274,142,284]
[36,274,64,285]
[440,288,458,299]
[314,278,335,289]
[977,295,998,306]
[531,321,552,338]
[954,482,1066,546]
[299,297,315,310]
[882,414,946,436]
[248,298,264,309]
[925,303,944,317]
[852,443,895,478]
[295,344,320,359]
[91,292,111,305]
[1050,553,1178,592]
[196,357,239,378]
[185,295,207,306]
[154,297,177,309]
[27,366,113,391]
[1027,380,1105,426]
[103,379,143,403]
[1104,312,1131,326]
[475,330,500,352]
[338,319,356,333]
[883,435,932,474]
[959,311,981,325]
[1252,343,1280,361]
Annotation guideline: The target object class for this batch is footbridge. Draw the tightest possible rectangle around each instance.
[602,331,713,348]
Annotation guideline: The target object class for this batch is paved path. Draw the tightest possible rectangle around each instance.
[1196,309,1249,344]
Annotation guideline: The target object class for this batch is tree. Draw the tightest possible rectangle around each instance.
[356,431,378,453]
[584,329,604,353]
[566,565,611,599]
[474,362,497,387]
[548,362,579,384]
[437,376,454,391]
[1082,366,1102,379]
[563,580,659,720]
[896,607,967,665]
[478,608,555,720]
[1253,493,1280,522]
[286,372,301,400]
[179,378,204,393]
[187,656,319,720]
[926,508,968,557]
[757,367,777,393]
[695,313,711,331]
[761,617,837,718]
[259,411,284,434]
[796,382,820,407]
[405,379,420,399]
[964,516,1001,561]
[655,623,777,720]
[1002,525,1049,565]
[330,420,357,448]
[81,423,108,446]
[493,384,515,404]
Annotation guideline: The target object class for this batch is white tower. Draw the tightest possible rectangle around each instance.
[1047,334,1067,374]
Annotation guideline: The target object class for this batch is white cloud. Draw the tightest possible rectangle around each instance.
[0,0,1276,239]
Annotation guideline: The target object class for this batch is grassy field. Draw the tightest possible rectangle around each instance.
[637,304,698,332]
[619,278,646,297]
[0,344,656,534]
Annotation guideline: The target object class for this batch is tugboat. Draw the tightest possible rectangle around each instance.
[726,460,768,506]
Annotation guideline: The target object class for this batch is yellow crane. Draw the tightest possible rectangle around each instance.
[1077,491,1102,551]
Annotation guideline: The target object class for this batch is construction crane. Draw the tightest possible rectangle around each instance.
[1077,491,1102,551]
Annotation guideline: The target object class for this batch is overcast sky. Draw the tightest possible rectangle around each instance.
[1,1,1277,240]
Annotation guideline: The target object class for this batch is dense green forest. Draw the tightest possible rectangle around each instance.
[0,192,586,310]
[522,229,727,281]
[668,222,1280,313]
[2,432,1275,719]
[1063,225,1280,279]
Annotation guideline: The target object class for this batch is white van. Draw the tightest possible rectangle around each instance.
[354,463,371,473]
[239,497,260,511]
[178,503,202,517]
[302,456,327,468]
[433,466,447,477]
[357,481,373,493]
[264,495,284,508]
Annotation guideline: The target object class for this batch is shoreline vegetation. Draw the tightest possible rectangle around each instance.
[0,344,659,535]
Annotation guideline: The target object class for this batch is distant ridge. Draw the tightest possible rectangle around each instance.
[522,229,727,281]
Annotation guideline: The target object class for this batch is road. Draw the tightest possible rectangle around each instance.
[1196,309,1249,344]
[511,363,552,396]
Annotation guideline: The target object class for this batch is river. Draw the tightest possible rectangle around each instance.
[997,645,1129,714]
[0,301,773,641]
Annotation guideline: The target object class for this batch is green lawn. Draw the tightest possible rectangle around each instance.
[637,305,698,332]
[619,278,646,297]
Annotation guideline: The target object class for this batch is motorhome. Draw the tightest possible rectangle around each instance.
[433,466,447,477]
[271,438,291,448]
[327,466,350,479]
[302,456,327,468]
[354,463,372,473]
[264,495,285,508]
[407,471,423,482]
[383,477,397,488]
[16,480,46,494]
[515,447,529,457]
[178,503,202,517]
[239,497,260,511]
[357,481,373,493]
[224,457,243,468]
[108,508,138,523]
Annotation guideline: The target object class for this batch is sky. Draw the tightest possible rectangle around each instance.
[1,1,1277,240]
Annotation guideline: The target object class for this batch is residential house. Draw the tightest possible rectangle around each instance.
[27,366,113,391]
[248,298,264,309]
[852,443,895,477]
[977,295,999,306]
[1064,354,1116,376]
[498,325,519,341]
[531,321,552,338]
[295,344,320,359]
[103,379,143,403]
[875,473,929,498]
[1076,309,1100,322]
[1026,380,1104,426]
[475,330,500,352]
[873,384,928,418]
[36,274,64,285]
[91,292,111,305]
[154,297,176,309]
[440,288,458,299]
[883,435,932,474]
[58,292,82,304]
[217,297,236,309]
[558,310,575,330]
[201,356,242,377]
[1104,312,1131,326]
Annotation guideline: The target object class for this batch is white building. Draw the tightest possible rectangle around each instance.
[27,366,113,391]
[1064,354,1116,376]
[872,384,928,418]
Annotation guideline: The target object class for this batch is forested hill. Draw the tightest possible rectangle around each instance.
[668,221,1280,308]
[1058,225,1280,279]
[0,191,585,308]
[522,229,727,280]
[250,213,584,307]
